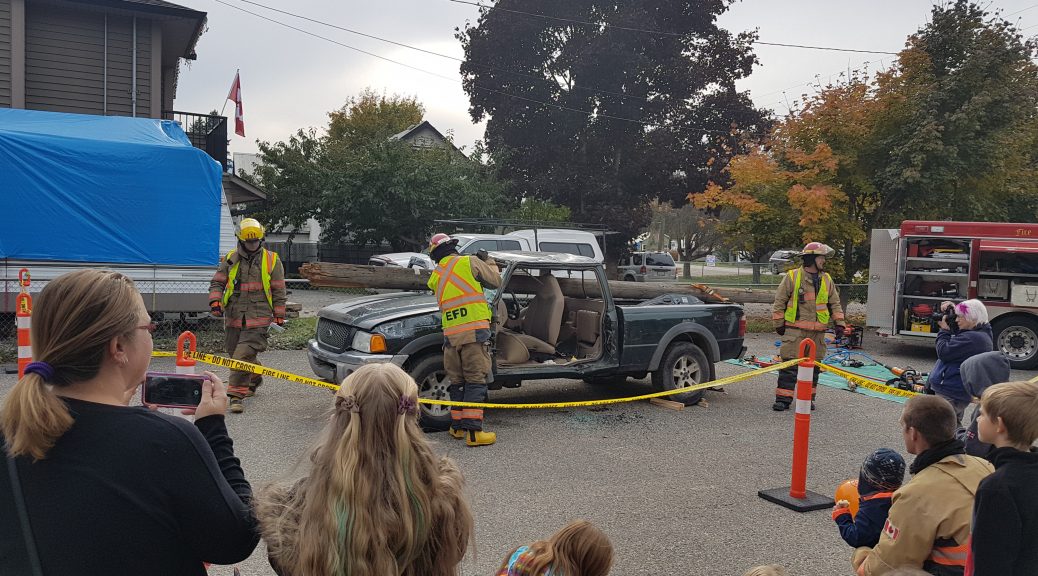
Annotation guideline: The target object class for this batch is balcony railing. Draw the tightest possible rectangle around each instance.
[163,111,229,172]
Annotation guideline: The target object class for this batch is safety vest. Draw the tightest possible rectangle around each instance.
[428,255,491,337]
[223,248,278,310]
[783,268,831,329]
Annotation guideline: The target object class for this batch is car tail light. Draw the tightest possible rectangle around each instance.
[640,265,647,274]
[738,317,746,337]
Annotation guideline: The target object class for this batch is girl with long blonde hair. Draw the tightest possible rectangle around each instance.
[497,520,613,576]
[257,362,473,576]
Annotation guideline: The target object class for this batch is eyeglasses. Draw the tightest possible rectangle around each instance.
[137,323,157,334]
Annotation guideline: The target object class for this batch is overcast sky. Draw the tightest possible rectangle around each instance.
[173,0,1038,156]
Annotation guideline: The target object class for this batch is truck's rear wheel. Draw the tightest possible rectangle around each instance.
[993,316,1038,370]
[408,354,452,431]
[652,341,708,405]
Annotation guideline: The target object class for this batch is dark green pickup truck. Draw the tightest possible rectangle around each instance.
[307,252,746,428]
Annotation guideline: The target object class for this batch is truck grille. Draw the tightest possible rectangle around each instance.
[317,318,353,353]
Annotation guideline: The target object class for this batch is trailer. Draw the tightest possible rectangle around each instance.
[867,220,1038,369]
[0,108,234,315]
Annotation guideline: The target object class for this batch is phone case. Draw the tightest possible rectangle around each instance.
[141,372,206,409]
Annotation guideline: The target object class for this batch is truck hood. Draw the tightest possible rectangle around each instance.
[318,292,439,330]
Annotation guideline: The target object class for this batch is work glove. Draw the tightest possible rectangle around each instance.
[210,303,223,317]
[275,317,286,326]
[834,325,845,339]
[775,325,786,336]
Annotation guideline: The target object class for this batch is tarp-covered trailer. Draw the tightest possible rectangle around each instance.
[0,108,235,314]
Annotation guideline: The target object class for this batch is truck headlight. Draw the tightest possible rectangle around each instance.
[351,330,387,353]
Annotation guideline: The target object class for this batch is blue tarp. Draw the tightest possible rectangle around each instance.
[0,108,222,266]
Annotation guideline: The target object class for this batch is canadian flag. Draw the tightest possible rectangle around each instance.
[227,71,245,137]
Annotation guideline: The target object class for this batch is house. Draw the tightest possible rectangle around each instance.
[233,151,322,243]
[0,0,264,205]
[389,120,460,153]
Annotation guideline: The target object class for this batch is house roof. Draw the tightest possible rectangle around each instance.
[223,173,267,205]
[389,120,449,143]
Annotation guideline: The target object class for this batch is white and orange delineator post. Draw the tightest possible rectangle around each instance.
[758,338,836,512]
[175,331,197,375]
[16,268,32,379]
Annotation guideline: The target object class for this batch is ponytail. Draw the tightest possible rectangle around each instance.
[1,373,74,460]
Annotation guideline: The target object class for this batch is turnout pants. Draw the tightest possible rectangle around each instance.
[225,325,268,398]
[774,327,825,407]
[443,341,492,431]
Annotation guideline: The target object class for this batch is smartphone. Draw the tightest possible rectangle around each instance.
[142,372,205,409]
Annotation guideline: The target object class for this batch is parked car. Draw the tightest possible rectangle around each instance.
[769,250,798,274]
[308,251,746,429]
[506,229,604,263]
[618,251,677,282]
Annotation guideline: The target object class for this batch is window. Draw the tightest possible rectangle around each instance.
[540,242,595,257]
[498,240,523,251]
[645,253,674,266]
[632,254,643,265]
[461,240,498,254]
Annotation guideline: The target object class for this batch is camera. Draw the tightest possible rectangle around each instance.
[931,305,959,331]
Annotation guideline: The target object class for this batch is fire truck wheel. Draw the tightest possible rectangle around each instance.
[993,315,1038,370]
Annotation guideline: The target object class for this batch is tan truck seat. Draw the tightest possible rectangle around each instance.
[517,275,564,353]
[575,310,601,358]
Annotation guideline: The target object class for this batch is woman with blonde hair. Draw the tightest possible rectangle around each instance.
[497,520,613,576]
[0,270,258,575]
[256,362,473,576]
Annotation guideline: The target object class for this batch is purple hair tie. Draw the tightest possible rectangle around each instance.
[24,361,54,381]
[398,396,418,416]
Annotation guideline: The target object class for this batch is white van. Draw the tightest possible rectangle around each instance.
[453,234,531,254]
[506,229,604,263]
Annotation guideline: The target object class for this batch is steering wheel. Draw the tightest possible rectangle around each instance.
[505,291,522,321]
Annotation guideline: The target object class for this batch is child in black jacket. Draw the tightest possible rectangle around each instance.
[832,448,906,547]
[966,381,1038,576]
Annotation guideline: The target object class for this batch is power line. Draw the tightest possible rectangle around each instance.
[212,0,748,136]
[225,0,657,104]
[447,0,898,55]
[1006,3,1038,16]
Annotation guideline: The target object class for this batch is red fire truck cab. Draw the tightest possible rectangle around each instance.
[867,221,1038,369]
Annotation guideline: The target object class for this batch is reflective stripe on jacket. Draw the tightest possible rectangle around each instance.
[209,247,287,328]
[428,255,492,336]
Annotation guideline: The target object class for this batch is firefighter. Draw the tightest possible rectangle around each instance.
[771,241,847,411]
[426,233,501,447]
[208,218,287,413]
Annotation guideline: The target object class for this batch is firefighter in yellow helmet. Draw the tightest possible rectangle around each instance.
[770,242,847,411]
[208,218,287,413]
[426,233,502,446]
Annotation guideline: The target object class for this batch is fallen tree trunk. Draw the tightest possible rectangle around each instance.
[298,262,774,304]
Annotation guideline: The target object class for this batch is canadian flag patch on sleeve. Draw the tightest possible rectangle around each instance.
[883,518,900,541]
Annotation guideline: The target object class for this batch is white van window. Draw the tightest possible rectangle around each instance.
[540,242,595,257]
[461,240,498,254]
[498,240,523,251]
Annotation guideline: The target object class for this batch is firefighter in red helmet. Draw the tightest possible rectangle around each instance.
[770,242,847,411]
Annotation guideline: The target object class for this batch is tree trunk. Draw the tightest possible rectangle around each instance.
[298,262,774,304]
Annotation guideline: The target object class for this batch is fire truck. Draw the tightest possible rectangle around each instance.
[867,221,1038,369]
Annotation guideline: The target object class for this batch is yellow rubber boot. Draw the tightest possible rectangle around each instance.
[448,427,465,439]
[466,430,496,447]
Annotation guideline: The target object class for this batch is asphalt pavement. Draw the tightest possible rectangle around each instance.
[4,324,1033,575]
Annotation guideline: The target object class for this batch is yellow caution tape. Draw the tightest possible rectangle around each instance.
[151,349,800,409]
[818,363,920,399]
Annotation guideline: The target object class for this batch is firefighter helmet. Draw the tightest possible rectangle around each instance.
[428,233,457,251]
[236,218,265,241]
[801,242,834,256]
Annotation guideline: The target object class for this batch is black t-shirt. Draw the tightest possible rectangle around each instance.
[0,398,259,575]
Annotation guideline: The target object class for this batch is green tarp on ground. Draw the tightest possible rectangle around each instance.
[725,359,910,404]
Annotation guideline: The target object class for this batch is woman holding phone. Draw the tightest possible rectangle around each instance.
[0,270,258,575]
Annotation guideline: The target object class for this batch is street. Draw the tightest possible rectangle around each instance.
[4,327,1030,575]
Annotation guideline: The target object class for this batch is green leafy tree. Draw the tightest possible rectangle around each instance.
[506,198,571,223]
[327,88,424,149]
[250,128,324,241]
[456,0,768,246]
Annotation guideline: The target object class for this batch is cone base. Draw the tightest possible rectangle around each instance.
[758,487,834,512]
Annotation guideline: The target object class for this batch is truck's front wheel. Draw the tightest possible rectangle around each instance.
[409,354,453,431]
[652,341,708,405]
[993,315,1038,370]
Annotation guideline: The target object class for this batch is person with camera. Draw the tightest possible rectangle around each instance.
[771,241,848,411]
[426,232,501,446]
[208,217,287,414]
[928,299,993,425]
[0,270,258,575]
